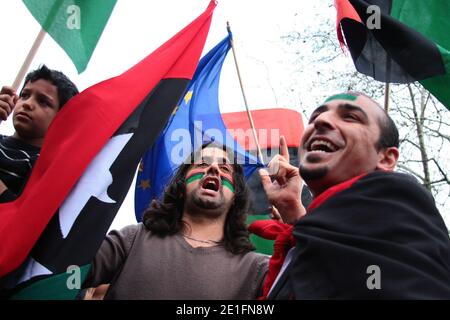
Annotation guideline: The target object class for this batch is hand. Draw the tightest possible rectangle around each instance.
[259,136,306,224]
[269,205,283,222]
[0,178,8,195]
[0,86,18,121]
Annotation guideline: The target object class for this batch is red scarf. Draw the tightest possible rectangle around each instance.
[249,173,367,299]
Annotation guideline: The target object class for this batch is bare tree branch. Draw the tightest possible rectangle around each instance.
[397,163,425,181]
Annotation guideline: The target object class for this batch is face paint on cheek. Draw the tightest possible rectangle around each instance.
[186,169,205,185]
[323,93,357,104]
[220,174,235,193]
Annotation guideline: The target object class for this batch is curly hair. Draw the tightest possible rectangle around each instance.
[142,142,255,254]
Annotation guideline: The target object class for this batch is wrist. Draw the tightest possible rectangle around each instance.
[279,200,305,225]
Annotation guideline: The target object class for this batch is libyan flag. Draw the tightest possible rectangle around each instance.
[0,0,216,299]
[23,0,117,73]
[336,0,450,110]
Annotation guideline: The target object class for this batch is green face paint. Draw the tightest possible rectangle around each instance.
[186,172,204,185]
[221,177,235,193]
[323,93,357,104]
[186,171,235,193]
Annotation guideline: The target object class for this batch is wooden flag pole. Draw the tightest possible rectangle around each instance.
[12,27,46,92]
[384,82,390,113]
[227,22,265,164]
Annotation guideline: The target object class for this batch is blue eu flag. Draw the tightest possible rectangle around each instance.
[134,32,262,221]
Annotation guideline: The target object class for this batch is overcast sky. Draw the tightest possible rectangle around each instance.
[0,0,340,230]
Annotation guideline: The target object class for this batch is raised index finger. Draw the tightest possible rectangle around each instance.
[279,135,290,162]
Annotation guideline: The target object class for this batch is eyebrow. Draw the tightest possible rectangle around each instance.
[200,156,232,164]
[22,88,56,104]
[339,103,369,122]
[308,105,329,121]
[309,103,369,123]
[38,93,56,104]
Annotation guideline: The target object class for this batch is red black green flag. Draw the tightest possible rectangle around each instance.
[0,0,216,299]
[336,0,450,110]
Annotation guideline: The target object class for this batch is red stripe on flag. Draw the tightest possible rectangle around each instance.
[221,108,303,149]
[335,0,362,49]
[0,0,216,277]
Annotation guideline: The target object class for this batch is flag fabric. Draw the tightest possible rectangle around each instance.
[135,32,262,221]
[0,0,216,299]
[335,0,450,110]
[22,0,117,73]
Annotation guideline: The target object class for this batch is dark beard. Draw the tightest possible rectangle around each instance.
[184,189,226,217]
[299,164,328,181]
[192,193,223,210]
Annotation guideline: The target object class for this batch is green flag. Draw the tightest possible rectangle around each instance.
[336,0,450,110]
[23,0,117,73]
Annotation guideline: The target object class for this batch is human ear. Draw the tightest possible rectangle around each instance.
[376,147,399,171]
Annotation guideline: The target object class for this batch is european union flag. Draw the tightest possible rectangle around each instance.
[134,32,262,221]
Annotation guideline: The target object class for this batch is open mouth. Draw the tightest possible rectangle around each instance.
[201,177,220,192]
[307,139,338,153]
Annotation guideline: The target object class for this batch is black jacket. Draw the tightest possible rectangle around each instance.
[268,171,450,299]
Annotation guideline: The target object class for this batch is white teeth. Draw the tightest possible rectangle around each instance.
[310,140,337,152]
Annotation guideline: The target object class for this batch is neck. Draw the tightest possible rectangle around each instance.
[181,211,226,244]
[12,132,43,147]
[307,181,326,198]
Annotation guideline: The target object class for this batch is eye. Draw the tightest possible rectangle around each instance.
[195,162,209,168]
[219,164,232,173]
[39,98,52,107]
[19,92,30,99]
[343,113,359,121]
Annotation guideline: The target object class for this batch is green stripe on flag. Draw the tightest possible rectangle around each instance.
[391,0,450,48]
[420,46,450,110]
[10,264,91,300]
[390,0,450,110]
[246,214,274,255]
[22,0,117,73]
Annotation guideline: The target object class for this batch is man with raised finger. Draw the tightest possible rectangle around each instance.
[259,92,450,299]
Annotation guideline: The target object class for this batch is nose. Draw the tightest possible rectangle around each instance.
[312,111,335,132]
[206,162,220,175]
[21,97,35,111]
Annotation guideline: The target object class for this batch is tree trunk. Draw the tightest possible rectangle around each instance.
[408,85,431,191]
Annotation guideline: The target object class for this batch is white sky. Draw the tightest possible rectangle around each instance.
[1,0,333,231]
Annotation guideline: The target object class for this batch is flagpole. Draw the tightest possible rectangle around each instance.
[12,27,46,91]
[227,22,265,164]
[384,83,390,113]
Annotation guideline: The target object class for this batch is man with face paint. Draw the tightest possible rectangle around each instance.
[258,92,450,299]
[82,142,268,300]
